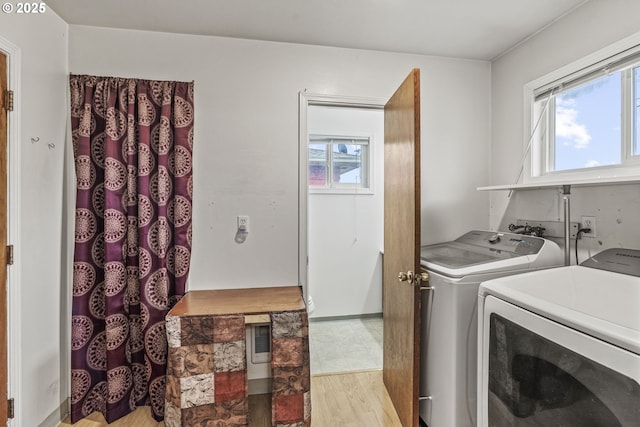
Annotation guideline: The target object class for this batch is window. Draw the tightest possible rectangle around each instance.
[528,43,640,182]
[308,134,371,192]
[551,72,621,171]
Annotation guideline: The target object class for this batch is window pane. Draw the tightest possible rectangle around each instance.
[554,73,621,171]
[332,143,368,187]
[635,67,640,156]
[309,144,327,187]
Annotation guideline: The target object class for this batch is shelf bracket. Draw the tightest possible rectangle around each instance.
[562,185,571,266]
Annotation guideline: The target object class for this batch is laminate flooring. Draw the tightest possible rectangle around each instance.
[59,371,400,427]
[60,317,387,426]
[310,370,402,427]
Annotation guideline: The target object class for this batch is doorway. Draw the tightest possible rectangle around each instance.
[299,94,385,375]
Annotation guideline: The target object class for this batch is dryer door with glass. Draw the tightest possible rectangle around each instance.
[478,296,640,427]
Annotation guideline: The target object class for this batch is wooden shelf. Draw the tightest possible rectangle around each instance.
[477,176,640,191]
[167,286,305,323]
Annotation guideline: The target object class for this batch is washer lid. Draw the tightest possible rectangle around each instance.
[420,230,551,276]
[420,241,514,269]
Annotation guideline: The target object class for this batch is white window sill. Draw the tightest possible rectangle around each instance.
[309,188,374,195]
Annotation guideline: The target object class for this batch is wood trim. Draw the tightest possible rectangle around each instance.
[244,314,270,324]
[0,50,8,425]
[0,36,21,425]
[412,70,421,271]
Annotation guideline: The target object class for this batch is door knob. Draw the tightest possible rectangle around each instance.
[398,271,415,282]
[398,271,430,288]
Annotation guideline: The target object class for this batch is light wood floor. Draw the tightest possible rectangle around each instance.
[59,370,401,427]
[311,370,402,427]
[59,406,164,427]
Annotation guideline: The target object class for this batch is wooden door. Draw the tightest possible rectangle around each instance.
[0,51,8,425]
[383,68,421,427]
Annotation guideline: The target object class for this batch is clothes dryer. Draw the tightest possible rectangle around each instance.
[419,230,563,427]
[477,248,640,427]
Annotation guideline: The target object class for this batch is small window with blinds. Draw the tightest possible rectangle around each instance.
[308,134,372,193]
[528,43,640,180]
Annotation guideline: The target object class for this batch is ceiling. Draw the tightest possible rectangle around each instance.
[47,0,589,61]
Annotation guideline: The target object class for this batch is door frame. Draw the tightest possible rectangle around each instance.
[298,93,385,309]
[0,35,22,427]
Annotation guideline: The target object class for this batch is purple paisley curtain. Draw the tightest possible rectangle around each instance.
[69,75,194,423]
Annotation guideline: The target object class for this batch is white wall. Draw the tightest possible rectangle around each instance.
[68,25,492,293]
[0,10,69,427]
[0,20,487,425]
[490,0,640,259]
[420,58,492,244]
[307,105,384,318]
[501,185,640,262]
[0,12,493,426]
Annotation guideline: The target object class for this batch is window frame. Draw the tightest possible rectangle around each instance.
[524,35,640,185]
[307,132,374,195]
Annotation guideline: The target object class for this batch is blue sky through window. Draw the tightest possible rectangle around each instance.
[554,72,621,171]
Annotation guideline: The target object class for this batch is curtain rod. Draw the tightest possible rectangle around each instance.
[69,73,195,85]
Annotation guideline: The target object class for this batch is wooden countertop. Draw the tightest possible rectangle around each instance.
[168,286,306,323]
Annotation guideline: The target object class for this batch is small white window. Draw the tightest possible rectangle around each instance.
[527,42,640,182]
[308,134,371,193]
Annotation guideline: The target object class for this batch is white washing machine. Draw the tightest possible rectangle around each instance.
[419,230,563,427]
[477,248,640,427]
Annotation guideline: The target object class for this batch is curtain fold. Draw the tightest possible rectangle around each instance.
[69,75,194,422]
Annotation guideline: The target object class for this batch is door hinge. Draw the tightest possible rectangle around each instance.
[6,245,13,265]
[7,398,14,419]
[3,90,13,111]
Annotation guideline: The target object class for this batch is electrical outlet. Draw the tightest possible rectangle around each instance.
[581,216,596,238]
[237,215,250,233]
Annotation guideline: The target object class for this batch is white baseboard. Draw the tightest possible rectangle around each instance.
[38,398,69,427]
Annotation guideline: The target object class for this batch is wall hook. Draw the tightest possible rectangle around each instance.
[48,143,55,149]
[31,137,40,143]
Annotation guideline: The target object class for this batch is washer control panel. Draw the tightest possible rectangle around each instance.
[581,248,640,277]
[455,230,546,255]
